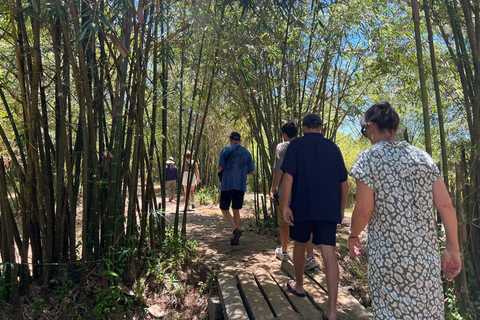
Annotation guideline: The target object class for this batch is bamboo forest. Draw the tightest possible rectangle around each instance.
[0,0,479,319]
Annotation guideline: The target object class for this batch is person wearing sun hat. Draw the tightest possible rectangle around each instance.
[165,157,177,202]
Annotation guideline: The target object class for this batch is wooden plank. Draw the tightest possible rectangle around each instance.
[237,272,275,320]
[281,261,332,318]
[269,269,323,320]
[217,272,249,320]
[281,261,373,320]
[254,270,301,320]
[305,268,373,320]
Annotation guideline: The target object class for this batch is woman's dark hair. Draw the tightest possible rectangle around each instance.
[361,102,400,132]
[281,121,298,138]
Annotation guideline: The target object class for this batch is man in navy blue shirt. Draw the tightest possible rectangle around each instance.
[281,114,348,320]
[218,132,255,245]
[165,157,178,202]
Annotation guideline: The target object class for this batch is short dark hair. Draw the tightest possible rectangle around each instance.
[361,102,400,133]
[302,114,323,129]
[281,121,298,138]
[229,132,241,141]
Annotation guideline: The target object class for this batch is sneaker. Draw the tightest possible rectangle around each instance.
[275,247,290,261]
[230,228,242,246]
[304,257,319,271]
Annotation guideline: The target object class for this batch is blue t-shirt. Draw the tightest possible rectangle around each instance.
[165,165,177,181]
[281,132,348,223]
[218,143,255,192]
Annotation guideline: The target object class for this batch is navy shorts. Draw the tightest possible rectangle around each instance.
[289,220,337,246]
[219,190,245,210]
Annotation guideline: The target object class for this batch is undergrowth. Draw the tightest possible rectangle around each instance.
[0,228,215,320]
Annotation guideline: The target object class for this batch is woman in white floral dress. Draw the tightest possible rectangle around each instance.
[348,102,462,320]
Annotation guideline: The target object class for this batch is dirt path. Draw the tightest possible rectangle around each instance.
[163,199,283,274]
[160,196,369,314]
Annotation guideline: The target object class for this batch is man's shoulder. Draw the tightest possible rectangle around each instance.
[276,141,290,152]
[289,135,307,146]
[240,146,252,158]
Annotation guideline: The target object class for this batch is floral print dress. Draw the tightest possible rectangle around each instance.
[350,141,443,320]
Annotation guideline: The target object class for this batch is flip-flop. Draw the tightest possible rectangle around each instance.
[286,280,305,297]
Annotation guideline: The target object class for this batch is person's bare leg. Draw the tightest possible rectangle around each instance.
[319,245,339,320]
[232,209,241,230]
[291,241,308,294]
[306,233,314,259]
[183,185,188,204]
[221,209,237,231]
[280,226,289,252]
[190,187,195,205]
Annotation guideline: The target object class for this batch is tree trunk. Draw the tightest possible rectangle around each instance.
[411,0,432,155]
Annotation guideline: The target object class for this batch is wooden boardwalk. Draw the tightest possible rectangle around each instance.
[217,261,372,320]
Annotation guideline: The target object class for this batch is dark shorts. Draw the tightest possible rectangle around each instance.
[219,190,245,210]
[289,220,337,246]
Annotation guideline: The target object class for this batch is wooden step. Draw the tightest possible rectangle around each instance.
[281,261,373,320]
[254,269,302,320]
[237,272,275,320]
[217,271,249,320]
[269,269,323,320]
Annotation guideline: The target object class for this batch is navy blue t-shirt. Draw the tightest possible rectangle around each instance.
[165,165,177,181]
[281,132,348,223]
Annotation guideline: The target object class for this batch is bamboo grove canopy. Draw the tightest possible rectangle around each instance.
[0,0,479,317]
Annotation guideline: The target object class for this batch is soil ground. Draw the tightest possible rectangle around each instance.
[159,195,370,319]
[3,192,369,319]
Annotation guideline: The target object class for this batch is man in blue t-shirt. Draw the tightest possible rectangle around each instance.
[281,114,348,320]
[218,132,255,245]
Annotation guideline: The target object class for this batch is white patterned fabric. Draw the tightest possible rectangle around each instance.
[350,140,443,320]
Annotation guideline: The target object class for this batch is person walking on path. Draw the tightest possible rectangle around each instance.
[281,114,348,320]
[218,132,255,245]
[166,157,178,202]
[270,121,318,270]
[349,102,461,319]
[182,151,200,209]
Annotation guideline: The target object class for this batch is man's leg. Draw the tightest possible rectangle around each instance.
[319,245,339,320]
[277,202,289,253]
[168,181,175,201]
[280,226,289,252]
[306,234,314,258]
[221,209,237,231]
[290,240,308,294]
[232,209,241,229]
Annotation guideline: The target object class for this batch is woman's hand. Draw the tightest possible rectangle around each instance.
[442,249,462,280]
[348,236,361,257]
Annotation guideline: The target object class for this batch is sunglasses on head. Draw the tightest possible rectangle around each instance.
[361,122,370,137]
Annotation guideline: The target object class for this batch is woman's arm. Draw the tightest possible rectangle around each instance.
[349,180,374,257]
[195,163,201,184]
[433,177,461,279]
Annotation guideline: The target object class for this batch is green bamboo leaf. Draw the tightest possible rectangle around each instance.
[91,22,99,33]
[97,13,113,30]
[74,21,91,46]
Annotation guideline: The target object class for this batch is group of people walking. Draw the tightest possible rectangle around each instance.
[217,102,461,320]
[165,101,461,319]
[164,150,200,209]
